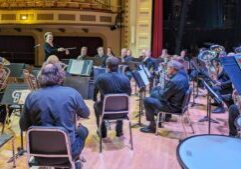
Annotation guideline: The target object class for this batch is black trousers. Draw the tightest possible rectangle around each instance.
[144,97,177,127]
[213,86,234,108]
[94,101,123,137]
[228,104,240,136]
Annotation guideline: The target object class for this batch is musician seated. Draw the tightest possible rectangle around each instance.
[142,50,157,70]
[120,48,133,63]
[140,60,189,133]
[20,63,89,168]
[77,46,89,60]
[94,47,109,67]
[93,57,131,138]
[211,60,233,113]
[228,103,240,136]
[44,32,69,60]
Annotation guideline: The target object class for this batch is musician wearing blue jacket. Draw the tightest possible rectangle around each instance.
[20,63,89,169]
[93,57,131,138]
[140,60,189,133]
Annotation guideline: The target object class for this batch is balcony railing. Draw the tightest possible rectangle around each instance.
[0,0,118,12]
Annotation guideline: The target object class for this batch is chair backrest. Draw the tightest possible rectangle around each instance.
[26,126,73,161]
[181,87,192,114]
[102,94,129,115]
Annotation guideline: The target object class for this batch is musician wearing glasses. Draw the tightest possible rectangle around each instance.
[44,32,69,60]
[20,63,89,168]
[140,60,189,133]
[93,57,131,138]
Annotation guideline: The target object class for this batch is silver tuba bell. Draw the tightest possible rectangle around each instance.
[235,46,241,54]
[198,50,217,63]
[210,44,225,54]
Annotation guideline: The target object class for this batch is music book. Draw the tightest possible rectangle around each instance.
[132,69,150,89]
[234,55,241,70]
[67,59,93,76]
[12,90,31,105]
[139,64,151,78]
[220,56,241,95]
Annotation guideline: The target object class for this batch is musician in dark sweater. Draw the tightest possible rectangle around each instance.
[94,47,109,67]
[140,60,189,133]
[44,32,69,60]
[93,57,131,138]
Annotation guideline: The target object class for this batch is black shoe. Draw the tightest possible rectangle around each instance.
[212,107,225,114]
[140,126,156,133]
[96,130,107,138]
[210,102,220,107]
[116,132,124,137]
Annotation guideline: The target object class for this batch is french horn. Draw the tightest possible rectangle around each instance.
[198,50,217,63]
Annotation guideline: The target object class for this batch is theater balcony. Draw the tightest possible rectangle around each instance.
[0,0,118,25]
[0,0,122,65]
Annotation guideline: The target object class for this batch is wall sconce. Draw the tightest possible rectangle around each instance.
[20,14,28,20]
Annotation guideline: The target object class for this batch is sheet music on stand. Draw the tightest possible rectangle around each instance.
[220,56,241,95]
[1,83,29,105]
[132,69,150,89]
[67,59,93,76]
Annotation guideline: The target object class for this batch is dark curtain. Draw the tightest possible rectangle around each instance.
[54,36,103,60]
[151,0,163,58]
[0,36,35,64]
[195,0,224,29]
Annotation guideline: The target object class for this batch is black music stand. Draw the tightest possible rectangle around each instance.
[198,80,222,134]
[0,83,29,162]
[131,70,149,127]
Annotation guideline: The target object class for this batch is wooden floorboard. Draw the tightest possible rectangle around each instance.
[0,94,229,169]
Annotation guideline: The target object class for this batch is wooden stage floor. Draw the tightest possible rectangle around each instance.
[0,93,229,169]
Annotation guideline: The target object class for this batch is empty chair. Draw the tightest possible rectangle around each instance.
[98,94,133,153]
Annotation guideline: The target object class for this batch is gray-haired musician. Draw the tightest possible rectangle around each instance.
[44,32,69,60]
[20,63,89,168]
[140,60,189,133]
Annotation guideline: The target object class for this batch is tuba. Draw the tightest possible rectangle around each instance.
[234,46,241,54]
[198,49,218,83]
[210,44,225,54]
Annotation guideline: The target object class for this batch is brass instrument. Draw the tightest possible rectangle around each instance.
[197,49,218,84]
[210,44,225,54]
[234,46,241,54]
[0,57,10,66]
[0,66,10,91]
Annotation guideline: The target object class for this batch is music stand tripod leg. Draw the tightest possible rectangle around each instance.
[8,106,26,163]
[132,88,146,128]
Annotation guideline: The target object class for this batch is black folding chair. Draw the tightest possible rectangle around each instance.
[156,87,195,136]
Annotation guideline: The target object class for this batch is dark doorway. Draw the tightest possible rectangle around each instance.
[0,36,35,64]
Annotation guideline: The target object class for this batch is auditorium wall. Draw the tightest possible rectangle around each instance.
[0,26,120,66]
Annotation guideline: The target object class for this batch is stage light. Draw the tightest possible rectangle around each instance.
[20,14,28,20]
